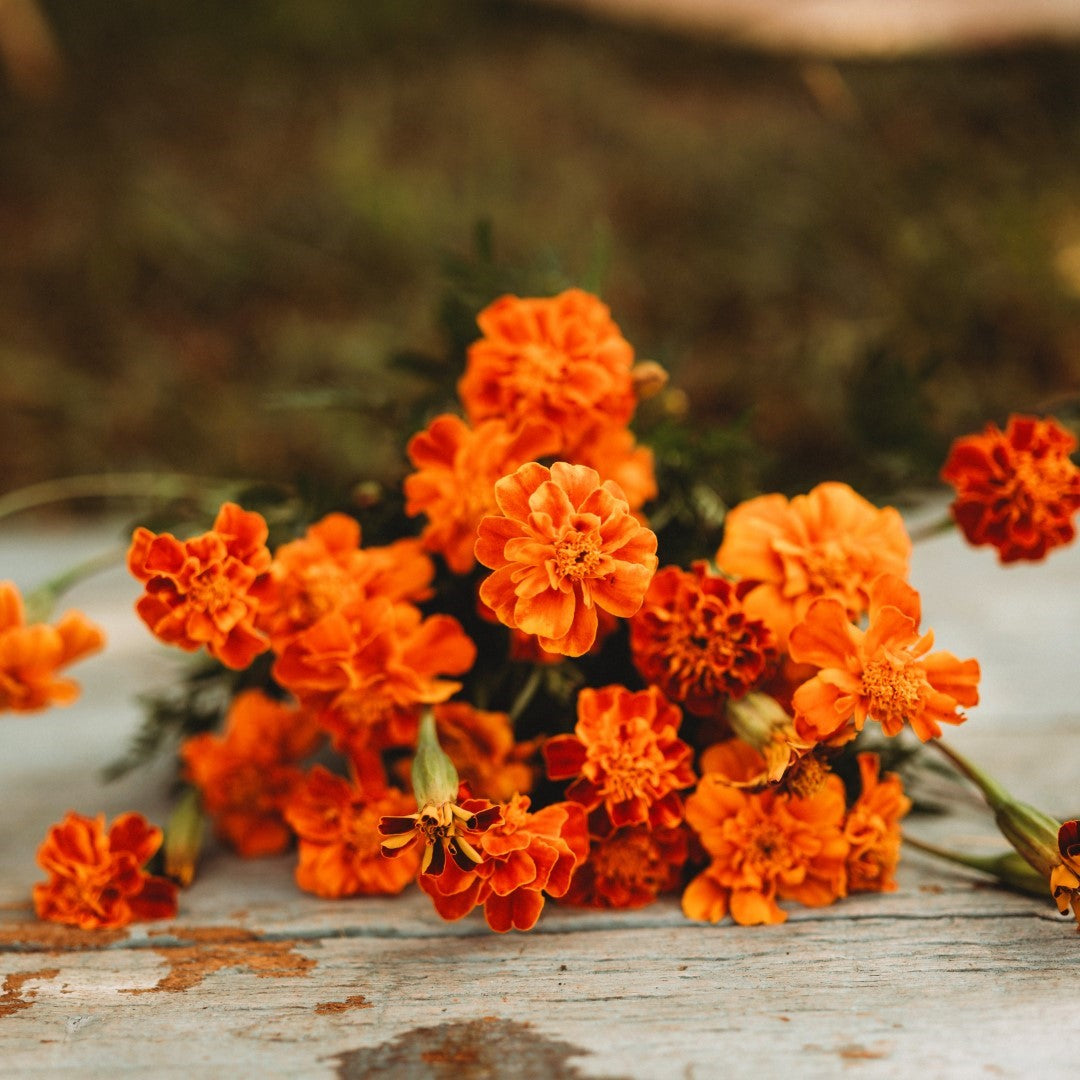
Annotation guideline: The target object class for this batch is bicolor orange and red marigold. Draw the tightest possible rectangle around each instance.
[34,811,178,930]
[181,689,320,857]
[0,581,104,712]
[476,461,658,657]
[418,795,588,932]
[630,561,777,718]
[941,414,1080,563]
[788,574,980,744]
[544,684,695,833]
[716,482,911,649]
[1051,820,1080,924]
[128,502,273,669]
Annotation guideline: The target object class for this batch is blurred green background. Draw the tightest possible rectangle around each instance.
[5,0,1080,506]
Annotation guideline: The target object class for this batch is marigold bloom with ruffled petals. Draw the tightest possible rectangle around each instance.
[260,513,434,647]
[33,811,178,930]
[1051,820,1080,925]
[476,461,658,657]
[0,582,104,712]
[128,502,273,669]
[844,752,911,893]
[419,795,588,932]
[715,482,911,649]
[789,574,980,744]
[405,414,562,574]
[682,773,849,926]
[941,414,1080,563]
[563,824,688,910]
[181,690,320,857]
[630,562,777,718]
[459,289,637,455]
[284,766,419,898]
[545,685,695,833]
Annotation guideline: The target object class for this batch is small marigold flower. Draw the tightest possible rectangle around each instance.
[788,574,980,744]
[404,414,562,574]
[33,811,178,930]
[0,582,104,712]
[715,482,911,649]
[284,766,420,898]
[419,795,589,932]
[180,690,320,858]
[128,502,273,669]
[682,774,849,926]
[844,752,911,893]
[272,598,475,744]
[1051,821,1080,925]
[260,512,434,647]
[562,824,688,910]
[458,289,637,455]
[544,685,695,832]
[630,562,777,718]
[476,461,658,657]
[941,414,1080,563]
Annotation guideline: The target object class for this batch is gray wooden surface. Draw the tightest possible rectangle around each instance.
[1,508,1078,1078]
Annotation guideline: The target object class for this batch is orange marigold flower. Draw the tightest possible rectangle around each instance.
[260,512,434,647]
[573,424,658,513]
[682,773,849,926]
[284,766,419,898]
[715,482,911,649]
[476,461,658,657]
[788,574,980,744]
[630,562,777,718]
[127,502,273,669]
[405,414,562,574]
[458,289,637,455]
[418,795,588,932]
[272,598,475,745]
[378,784,502,879]
[0,582,104,712]
[33,811,178,930]
[544,685,695,832]
[941,414,1080,563]
[844,752,911,894]
[180,690,320,858]
[1051,820,1080,924]
[562,824,688,910]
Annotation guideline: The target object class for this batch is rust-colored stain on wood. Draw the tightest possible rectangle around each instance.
[837,1043,890,1061]
[0,968,60,1017]
[0,921,127,953]
[315,994,374,1014]
[122,926,316,994]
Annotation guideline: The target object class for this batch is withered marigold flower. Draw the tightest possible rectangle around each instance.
[260,513,434,647]
[789,574,980,744]
[128,502,273,669]
[844,752,911,893]
[180,690,320,858]
[715,482,911,649]
[476,461,658,657]
[33,811,178,930]
[630,562,777,718]
[458,289,637,455]
[284,766,420,898]
[941,414,1080,563]
[405,414,562,574]
[419,795,588,932]
[682,774,849,926]
[544,685,695,832]
[0,582,104,712]
[1052,821,1080,925]
[563,824,688,910]
[272,598,475,742]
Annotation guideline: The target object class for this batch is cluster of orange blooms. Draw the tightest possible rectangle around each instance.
[14,289,1080,932]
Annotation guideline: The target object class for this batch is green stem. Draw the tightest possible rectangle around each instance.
[929,738,1012,809]
[906,511,956,544]
[903,832,1048,898]
[22,545,127,622]
[509,664,545,724]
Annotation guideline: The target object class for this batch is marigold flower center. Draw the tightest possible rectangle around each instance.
[555,532,603,581]
[599,738,664,804]
[744,823,792,871]
[799,541,854,594]
[860,654,930,728]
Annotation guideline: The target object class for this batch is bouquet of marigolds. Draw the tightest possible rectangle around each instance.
[8,288,1080,933]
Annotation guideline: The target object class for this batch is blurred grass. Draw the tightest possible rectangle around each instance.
[4,0,1080,504]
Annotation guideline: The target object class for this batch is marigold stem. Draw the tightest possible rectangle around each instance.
[22,545,127,622]
[509,664,545,723]
[929,738,1012,808]
[903,832,1048,898]
[906,511,956,544]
